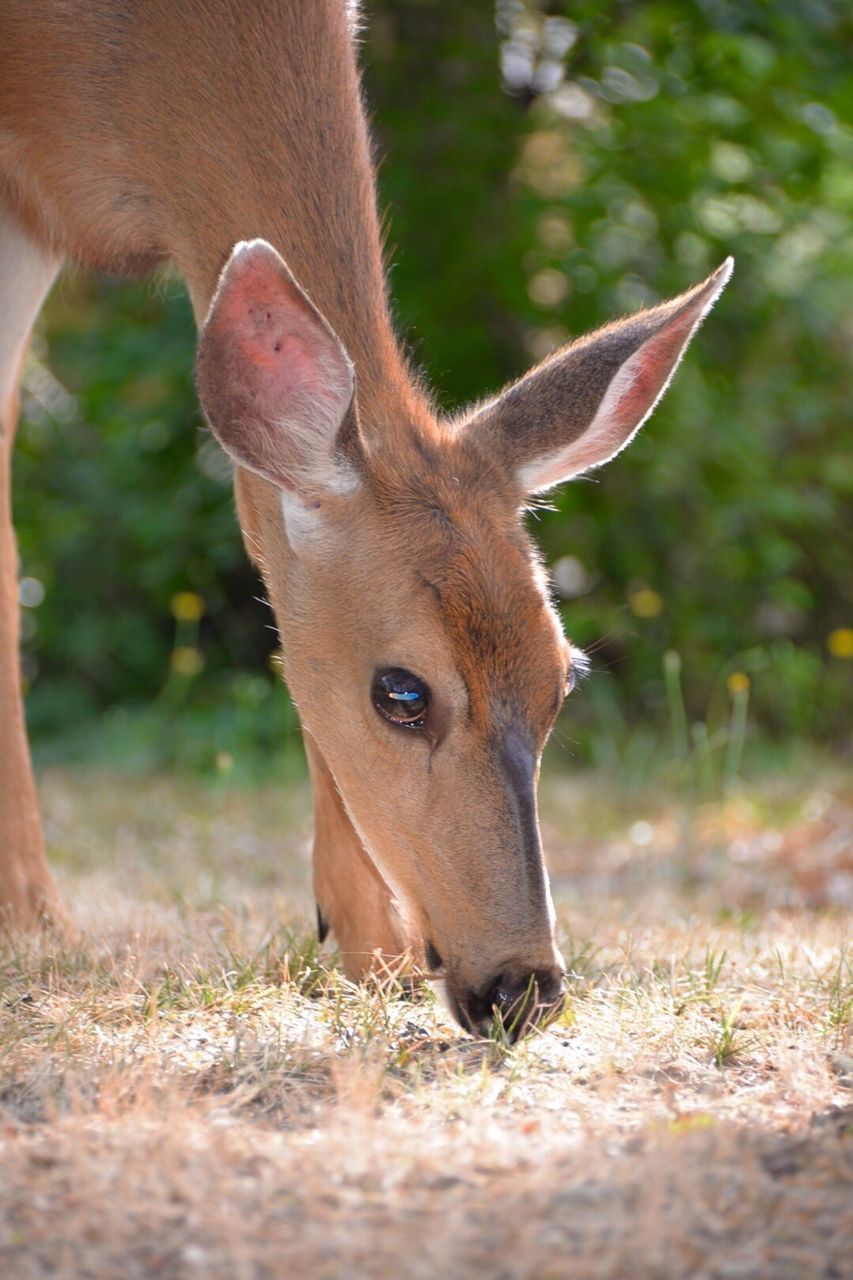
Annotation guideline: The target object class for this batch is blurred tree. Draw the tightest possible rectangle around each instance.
[366,0,853,743]
[13,0,853,766]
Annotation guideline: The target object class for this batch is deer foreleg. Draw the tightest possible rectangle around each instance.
[305,732,417,980]
[0,205,66,930]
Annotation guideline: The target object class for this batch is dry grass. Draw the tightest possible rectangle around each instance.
[1,762,851,1279]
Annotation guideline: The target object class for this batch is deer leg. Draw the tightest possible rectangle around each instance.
[304,732,418,981]
[0,205,66,929]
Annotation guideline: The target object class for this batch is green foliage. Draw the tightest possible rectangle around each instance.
[16,279,275,751]
[369,0,853,746]
[13,0,853,770]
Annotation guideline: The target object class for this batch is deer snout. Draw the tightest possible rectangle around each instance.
[451,963,565,1042]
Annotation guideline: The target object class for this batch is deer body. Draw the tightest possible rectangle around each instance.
[0,0,730,1037]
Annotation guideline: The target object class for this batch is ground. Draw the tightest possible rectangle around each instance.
[1,761,851,1279]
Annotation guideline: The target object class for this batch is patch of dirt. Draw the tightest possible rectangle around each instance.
[0,767,849,1278]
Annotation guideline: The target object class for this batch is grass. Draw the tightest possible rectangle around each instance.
[1,760,851,1279]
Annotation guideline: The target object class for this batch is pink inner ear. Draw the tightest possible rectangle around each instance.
[216,251,347,421]
[606,306,698,435]
[521,282,724,490]
[197,240,355,492]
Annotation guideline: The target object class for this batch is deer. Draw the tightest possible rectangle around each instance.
[0,0,731,1040]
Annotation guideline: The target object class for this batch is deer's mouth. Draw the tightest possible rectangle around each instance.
[425,940,444,974]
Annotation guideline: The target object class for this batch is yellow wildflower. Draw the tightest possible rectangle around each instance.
[629,587,664,618]
[827,628,853,659]
[170,592,205,622]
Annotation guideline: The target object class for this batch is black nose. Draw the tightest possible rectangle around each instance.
[457,966,565,1042]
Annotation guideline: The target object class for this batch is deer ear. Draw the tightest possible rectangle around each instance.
[196,239,358,496]
[464,259,733,493]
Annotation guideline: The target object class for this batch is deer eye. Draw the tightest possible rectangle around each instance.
[565,645,590,697]
[372,668,430,729]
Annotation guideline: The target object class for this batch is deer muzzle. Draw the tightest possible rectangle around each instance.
[448,962,565,1042]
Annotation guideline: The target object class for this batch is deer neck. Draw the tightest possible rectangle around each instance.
[152,4,422,428]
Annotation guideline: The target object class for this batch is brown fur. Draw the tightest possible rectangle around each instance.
[0,0,729,1036]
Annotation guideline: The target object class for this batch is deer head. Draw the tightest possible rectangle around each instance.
[196,240,732,1039]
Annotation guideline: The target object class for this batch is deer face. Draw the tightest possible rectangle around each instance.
[197,240,732,1039]
[239,433,575,1035]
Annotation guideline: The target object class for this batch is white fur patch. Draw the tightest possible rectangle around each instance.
[281,490,322,548]
[0,210,59,413]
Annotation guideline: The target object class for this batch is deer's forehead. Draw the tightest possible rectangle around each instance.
[398,518,566,728]
[369,424,518,522]
[360,445,566,720]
